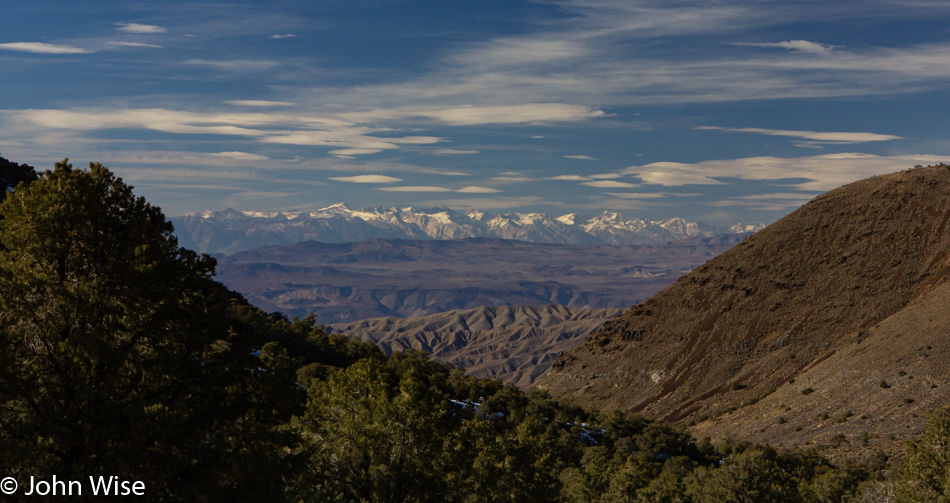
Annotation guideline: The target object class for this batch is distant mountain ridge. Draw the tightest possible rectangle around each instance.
[172,203,764,254]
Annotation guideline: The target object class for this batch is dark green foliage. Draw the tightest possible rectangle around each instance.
[896,406,950,502]
[0,161,364,500]
[0,154,37,203]
[686,446,798,503]
[297,353,454,502]
[294,347,726,503]
[0,161,279,499]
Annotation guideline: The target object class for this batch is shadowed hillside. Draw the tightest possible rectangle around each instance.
[539,164,950,458]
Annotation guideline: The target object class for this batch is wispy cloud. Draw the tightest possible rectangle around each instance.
[328,148,383,156]
[697,126,902,144]
[417,196,551,211]
[108,41,163,49]
[492,176,533,183]
[338,104,605,126]
[623,153,948,191]
[604,192,665,199]
[329,175,402,183]
[377,185,502,193]
[63,152,463,180]
[271,34,296,39]
[116,23,166,34]
[6,108,443,156]
[225,100,295,107]
[581,180,639,188]
[426,148,479,155]
[546,174,593,181]
[590,173,622,179]
[707,193,817,211]
[0,42,91,54]
[262,132,441,150]
[727,40,833,55]
[378,186,454,192]
[185,59,280,72]
[628,165,726,186]
[564,155,599,160]
[211,151,269,161]
[304,4,950,112]
[457,186,502,193]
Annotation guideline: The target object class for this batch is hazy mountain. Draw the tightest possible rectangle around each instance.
[330,304,623,388]
[214,235,745,324]
[538,165,950,460]
[172,203,764,254]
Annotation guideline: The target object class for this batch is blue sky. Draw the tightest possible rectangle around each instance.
[2,0,950,223]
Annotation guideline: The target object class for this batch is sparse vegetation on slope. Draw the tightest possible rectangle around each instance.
[540,164,950,459]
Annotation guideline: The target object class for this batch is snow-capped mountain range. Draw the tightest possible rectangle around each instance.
[171,203,765,255]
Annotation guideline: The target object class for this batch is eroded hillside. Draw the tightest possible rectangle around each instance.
[331,304,623,387]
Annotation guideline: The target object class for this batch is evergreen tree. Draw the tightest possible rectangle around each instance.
[0,161,292,500]
[0,154,37,203]
[896,406,950,503]
[685,447,799,503]
[298,352,456,503]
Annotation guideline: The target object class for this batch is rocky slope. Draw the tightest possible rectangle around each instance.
[214,235,743,323]
[173,204,763,254]
[330,305,623,388]
[537,164,950,459]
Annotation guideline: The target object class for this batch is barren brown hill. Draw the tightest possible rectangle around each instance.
[538,165,950,458]
[331,304,622,388]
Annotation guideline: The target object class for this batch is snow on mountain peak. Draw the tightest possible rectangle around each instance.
[517,213,545,226]
[556,213,576,225]
[466,209,485,221]
[310,202,355,219]
[427,211,454,225]
[176,204,764,253]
